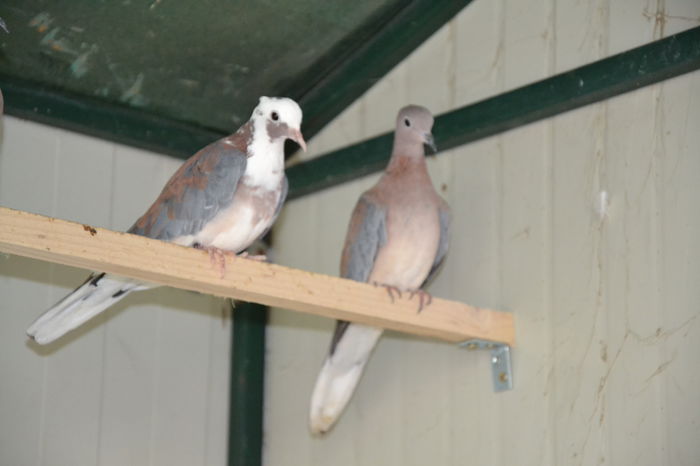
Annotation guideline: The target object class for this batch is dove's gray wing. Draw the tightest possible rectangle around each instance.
[129,139,247,242]
[329,194,386,354]
[339,194,387,282]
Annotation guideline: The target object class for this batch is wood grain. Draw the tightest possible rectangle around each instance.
[0,206,514,345]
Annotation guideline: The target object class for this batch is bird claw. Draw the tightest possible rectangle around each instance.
[195,245,268,278]
[194,244,233,278]
[369,283,431,311]
[409,289,433,313]
[372,282,403,303]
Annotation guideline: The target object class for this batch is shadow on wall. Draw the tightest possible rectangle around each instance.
[1,254,229,355]
[269,304,444,347]
[0,88,4,155]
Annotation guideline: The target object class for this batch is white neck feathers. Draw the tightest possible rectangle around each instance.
[245,116,285,189]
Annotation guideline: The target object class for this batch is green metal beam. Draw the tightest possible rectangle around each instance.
[287,26,700,200]
[0,74,221,158]
[229,302,267,466]
[0,1,473,160]
[295,0,474,140]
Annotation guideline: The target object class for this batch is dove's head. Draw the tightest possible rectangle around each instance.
[395,105,436,154]
[252,96,306,151]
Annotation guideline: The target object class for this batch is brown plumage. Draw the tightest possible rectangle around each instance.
[310,105,450,434]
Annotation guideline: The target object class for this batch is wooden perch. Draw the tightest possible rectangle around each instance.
[0,206,514,346]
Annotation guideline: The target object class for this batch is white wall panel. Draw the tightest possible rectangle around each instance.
[1,1,698,464]
[266,1,700,465]
[0,118,58,466]
[0,117,230,466]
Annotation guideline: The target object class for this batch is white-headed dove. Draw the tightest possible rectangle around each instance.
[27,96,306,345]
[309,105,450,434]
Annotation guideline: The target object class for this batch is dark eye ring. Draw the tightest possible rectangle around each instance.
[271,111,279,121]
[404,118,410,127]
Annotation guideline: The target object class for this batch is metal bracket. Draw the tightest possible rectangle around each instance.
[459,339,513,392]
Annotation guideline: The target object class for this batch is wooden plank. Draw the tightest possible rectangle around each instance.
[0,207,514,346]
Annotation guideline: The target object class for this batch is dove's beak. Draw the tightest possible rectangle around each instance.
[424,132,437,154]
[289,128,307,152]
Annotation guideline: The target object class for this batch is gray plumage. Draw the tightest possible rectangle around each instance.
[128,141,249,241]
[340,196,387,283]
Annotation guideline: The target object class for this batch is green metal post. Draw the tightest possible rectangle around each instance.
[228,302,267,466]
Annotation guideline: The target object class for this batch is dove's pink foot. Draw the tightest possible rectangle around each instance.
[372,282,403,304]
[194,244,234,278]
[409,289,433,313]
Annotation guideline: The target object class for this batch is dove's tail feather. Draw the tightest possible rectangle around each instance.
[27,273,144,345]
[309,324,383,435]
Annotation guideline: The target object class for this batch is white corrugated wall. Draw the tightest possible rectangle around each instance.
[0,1,698,465]
[0,118,231,466]
[266,1,700,465]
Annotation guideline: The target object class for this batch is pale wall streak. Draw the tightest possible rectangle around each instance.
[0,117,230,466]
[266,1,700,465]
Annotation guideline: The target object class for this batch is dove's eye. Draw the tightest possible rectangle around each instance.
[271,111,279,121]
[404,118,410,127]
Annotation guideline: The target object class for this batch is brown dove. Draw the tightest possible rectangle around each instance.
[309,105,450,434]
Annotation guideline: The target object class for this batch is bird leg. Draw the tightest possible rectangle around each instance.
[372,282,403,303]
[194,244,234,278]
[209,248,231,278]
[408,289,433,313]
[194,244,269,278]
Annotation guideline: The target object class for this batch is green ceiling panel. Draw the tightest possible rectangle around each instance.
[1,0,405,131]
[0,0,472,157]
